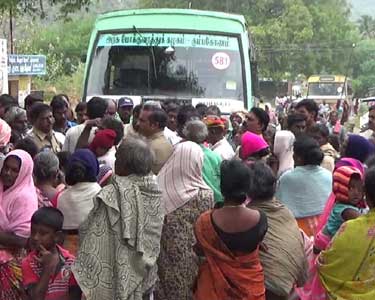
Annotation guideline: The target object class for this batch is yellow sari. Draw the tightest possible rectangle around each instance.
[318,209,375,300]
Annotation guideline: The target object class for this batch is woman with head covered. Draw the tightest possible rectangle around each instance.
[57,149,101,255]
[240,131,270,163]
[73,138,164,300]
[155,141,214,300]
[0,150,38,300]
[273,130,295,178]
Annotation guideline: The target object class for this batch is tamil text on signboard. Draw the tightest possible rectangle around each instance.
[8,55,46,76]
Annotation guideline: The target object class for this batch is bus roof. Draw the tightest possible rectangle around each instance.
[94,8,247,34]
[308,75,347,83]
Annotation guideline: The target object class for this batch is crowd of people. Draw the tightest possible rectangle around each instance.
[0,92,375,300]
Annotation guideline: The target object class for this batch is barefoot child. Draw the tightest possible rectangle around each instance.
[22,207,82,300]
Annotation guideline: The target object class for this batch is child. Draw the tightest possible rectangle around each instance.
[307,124,339,173]
[22,207,82,300]
[314,166,364,253]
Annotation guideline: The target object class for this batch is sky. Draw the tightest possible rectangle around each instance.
[350,0,375,20]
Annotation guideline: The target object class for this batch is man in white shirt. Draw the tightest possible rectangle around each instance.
[63,97,108,153]
[164,102,182,145]
[204,115,234,160]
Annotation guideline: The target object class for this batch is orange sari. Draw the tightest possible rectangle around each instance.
[297,215,320,237]
[194,210,265,300]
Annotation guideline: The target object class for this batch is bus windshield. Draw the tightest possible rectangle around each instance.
[308,82,344,96]
[86,32,244,100]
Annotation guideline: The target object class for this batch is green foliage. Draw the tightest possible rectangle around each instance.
[17,16,94,81]
[358,15,375,39]
[32,62,85,102]
[11,0,138,100]
[352,40,375,97]
[259,0,358,79]
[16,16,93,100]
[0,0,92,18]
[252,0,315,80]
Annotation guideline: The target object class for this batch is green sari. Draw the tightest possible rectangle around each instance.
[318,209,375,299]
[200,145,223,203]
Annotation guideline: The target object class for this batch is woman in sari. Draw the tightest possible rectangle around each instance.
[248,162,307,300]
[276,136,332,236]
[155,141,214,300]
[0,150,38,300]
[194,159,267,300]
[57,149,101,255]
[239,131,270,162]
[73,138,164,300]
[183,120,223,204]
[273,130,295,178]
[314,166,375,299]
[0,118,12,168]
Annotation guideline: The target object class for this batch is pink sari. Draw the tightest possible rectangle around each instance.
[0,150,38,262]
[0,150,38,300]
[296,207,333,299]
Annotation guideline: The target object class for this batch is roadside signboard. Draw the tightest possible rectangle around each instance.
[8,54,46,76]
[0,39,8,94]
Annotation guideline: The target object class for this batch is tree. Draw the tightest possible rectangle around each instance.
[252,0,314,80]
[17,16,95,81]
[0,0,92,19]
[358,15,375,39]
[7,0,140,101]
[352,40,375,97]
[302,0,358,75]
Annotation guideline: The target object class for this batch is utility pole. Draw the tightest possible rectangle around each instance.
[340,43,356,101]
[9,6,13,54]
[339,43,356,125]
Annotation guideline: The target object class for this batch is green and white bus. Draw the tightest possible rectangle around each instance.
[83,9,256,113]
